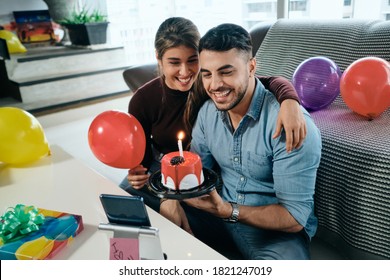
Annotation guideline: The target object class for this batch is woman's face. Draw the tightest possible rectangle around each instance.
[159,45,199,92]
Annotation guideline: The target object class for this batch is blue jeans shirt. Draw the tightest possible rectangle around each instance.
[191,78,322,239]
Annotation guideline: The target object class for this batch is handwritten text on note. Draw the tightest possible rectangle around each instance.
[109,238,139,260]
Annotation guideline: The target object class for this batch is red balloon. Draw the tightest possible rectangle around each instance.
[88,110,146,169]
[340,57,390,119]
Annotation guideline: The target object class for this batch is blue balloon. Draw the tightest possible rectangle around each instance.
[292,56,342,111]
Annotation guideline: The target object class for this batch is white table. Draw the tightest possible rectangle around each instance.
[0,145,226,260]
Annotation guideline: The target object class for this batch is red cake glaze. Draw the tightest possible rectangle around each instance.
[161,151,204,190]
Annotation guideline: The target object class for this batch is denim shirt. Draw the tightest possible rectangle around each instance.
[191,78,322,238]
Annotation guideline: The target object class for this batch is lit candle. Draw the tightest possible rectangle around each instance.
[177,131,184,158]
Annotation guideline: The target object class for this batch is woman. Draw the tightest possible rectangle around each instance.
[119,17,306,213]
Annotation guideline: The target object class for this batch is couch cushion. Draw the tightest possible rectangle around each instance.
[255,19,390,78]
[254,19,390,259]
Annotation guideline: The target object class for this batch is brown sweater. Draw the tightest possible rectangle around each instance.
[129,76,299,169]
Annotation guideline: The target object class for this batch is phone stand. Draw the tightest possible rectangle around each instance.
[98,223,165,260]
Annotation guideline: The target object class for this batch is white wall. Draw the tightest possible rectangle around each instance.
[0,0,46,25]
[0,0,46,13]
[353,0,382,19]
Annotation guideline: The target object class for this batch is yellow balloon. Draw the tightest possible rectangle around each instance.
[16,236,54,260]
[0,30,27,53]
[0,107,50,165]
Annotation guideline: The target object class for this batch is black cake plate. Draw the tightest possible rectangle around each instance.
[148,168,218,199]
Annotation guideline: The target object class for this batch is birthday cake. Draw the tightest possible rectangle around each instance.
[161,151,204,191]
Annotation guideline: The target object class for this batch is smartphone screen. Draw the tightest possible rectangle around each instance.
[99,194,151,227]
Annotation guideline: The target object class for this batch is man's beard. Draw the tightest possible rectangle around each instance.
[215,84,248,111]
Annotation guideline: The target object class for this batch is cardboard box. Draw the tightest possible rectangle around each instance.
[0,209,83,260]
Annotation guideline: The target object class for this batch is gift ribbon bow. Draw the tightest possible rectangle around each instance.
[0,204,45,243]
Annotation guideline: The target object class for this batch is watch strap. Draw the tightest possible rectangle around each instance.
[223,202,239,223]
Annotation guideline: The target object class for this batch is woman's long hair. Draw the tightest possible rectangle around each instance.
[183,75,210,142]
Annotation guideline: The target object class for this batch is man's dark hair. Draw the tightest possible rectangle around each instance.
[199,23,252,55]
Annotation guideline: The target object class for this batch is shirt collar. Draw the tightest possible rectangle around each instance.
[247,77,266,121]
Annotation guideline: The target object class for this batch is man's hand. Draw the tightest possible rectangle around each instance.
[184,190,232,219]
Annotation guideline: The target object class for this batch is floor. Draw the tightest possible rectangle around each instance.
[35,95,344,260]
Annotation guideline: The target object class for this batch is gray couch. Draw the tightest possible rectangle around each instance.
[123,19,390,260]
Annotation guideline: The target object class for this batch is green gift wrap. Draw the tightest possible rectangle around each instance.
[0,205,84,260]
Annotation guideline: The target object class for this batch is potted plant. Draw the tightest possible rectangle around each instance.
[59,7,108,46]
[43,0,78,24]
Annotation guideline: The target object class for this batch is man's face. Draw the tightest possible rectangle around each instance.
[199,48,254,112]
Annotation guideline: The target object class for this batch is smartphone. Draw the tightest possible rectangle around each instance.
[99,194,151,227]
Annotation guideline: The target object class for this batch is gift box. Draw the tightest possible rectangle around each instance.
[0,205,83,260]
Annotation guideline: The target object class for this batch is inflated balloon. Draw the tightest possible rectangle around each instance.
[340,57,390,119]
[0,107,50,165]
[0,30,27,53]
[292,56,342,111]
[88,110,146,169]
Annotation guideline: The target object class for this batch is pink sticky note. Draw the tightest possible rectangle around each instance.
[109,238,140,260]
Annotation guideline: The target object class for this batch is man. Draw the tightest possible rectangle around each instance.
[184,23,322,260]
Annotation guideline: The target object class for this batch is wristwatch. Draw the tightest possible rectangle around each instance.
[223,202,239,223]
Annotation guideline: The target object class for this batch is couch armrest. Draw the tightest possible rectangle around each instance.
[249,21,274,57]
[122,62,158,92]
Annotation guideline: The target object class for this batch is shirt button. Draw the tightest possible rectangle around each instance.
[240,176,245,181]
[234,157,239,162]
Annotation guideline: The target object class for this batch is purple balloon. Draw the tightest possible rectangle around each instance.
[292,56,342,111]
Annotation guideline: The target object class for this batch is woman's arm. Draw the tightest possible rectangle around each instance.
[126,79,160,189]
[259,76,306,152]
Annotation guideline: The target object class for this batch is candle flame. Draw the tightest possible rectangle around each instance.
[177,131,185,140]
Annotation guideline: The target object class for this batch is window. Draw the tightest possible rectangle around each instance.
[106,0,390,65]
[290,0,307,12]
[344,0,352,6]
[248,2,273,13]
